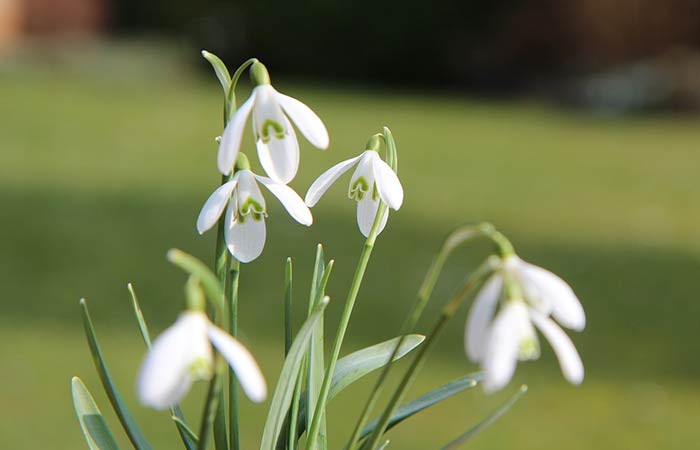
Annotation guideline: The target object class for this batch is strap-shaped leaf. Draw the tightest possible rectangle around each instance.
[330,335,424,400]
[71,377,120,450]
[275,335,425,450]
[306,245,332,450]
[201,51,231,95]
[439,385,528,449]
[260,296,330,450]
[80,299,152,450]
[358,373,482,445]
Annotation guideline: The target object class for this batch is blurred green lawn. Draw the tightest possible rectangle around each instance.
[1,43,699,449]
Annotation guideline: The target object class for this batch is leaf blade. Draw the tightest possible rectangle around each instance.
[71,377,120,450]
[358,373,482,445]
[260,296,330,450]
[80,299,152,450]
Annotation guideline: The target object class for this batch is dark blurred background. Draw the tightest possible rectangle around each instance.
[4,0,700,109]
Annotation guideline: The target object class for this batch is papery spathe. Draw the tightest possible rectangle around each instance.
[136,311,266,409]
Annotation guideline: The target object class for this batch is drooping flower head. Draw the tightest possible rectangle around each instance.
[305,143,403,237]
[136,310,266,410]
[197,154,312,263]
[217,61,329,183]
[465,254,586,393]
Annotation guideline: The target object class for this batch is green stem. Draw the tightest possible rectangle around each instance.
[197,358,226,450]
[344,223,494,450]
[229,260,241,450]
[304,202,388,450]
[361,257,498,450]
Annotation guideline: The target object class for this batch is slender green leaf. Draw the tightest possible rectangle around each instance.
[376,441,390,450]
[307,245,331,450]
[167,249,224,312]
[439,385,528,449]
[79,299,152,450]
[172,416,200,445]
[260,297,330,450]
[358,373,482,446]
[284,257,293,356]
[71,377,120,450]
[287,358,306,450]
[201,50,231,95]
[127,283,151,347]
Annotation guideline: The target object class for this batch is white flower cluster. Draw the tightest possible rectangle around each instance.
[197,62,404,262]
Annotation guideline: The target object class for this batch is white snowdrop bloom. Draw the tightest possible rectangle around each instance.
[305,150,403,237]
[217,64,329,183]
[464,255,586,393]
[136,311,266,410]
[196,168,312,263]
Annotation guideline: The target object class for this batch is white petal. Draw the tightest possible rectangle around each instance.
[370,152,404,210]
[236,170,267,211]
[521,262,586,331]
[225,208,266,263]
[256,116,300,183]
[304,154,363,207]
[482,303,523,393]
[275,90,329,149]
[531,312,584,385]
[207,325,267,403]
[136,312,212,410]
[255,175,312,226]
[465,274,503,362]
[196,180,237,234]
[356,197,389,238]
[218,92,256,175]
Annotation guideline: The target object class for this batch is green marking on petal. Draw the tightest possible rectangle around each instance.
[260,119,285,143]
[349,177,370,201]
[239,198,265,216]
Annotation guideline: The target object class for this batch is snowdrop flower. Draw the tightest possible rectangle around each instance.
[136,311,266,410]
[196,163,312,263]
[305,150,403,237]
[465,255,585,393]
[217,61,329,183]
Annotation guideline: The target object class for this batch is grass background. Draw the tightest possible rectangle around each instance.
[1,42,698,449]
